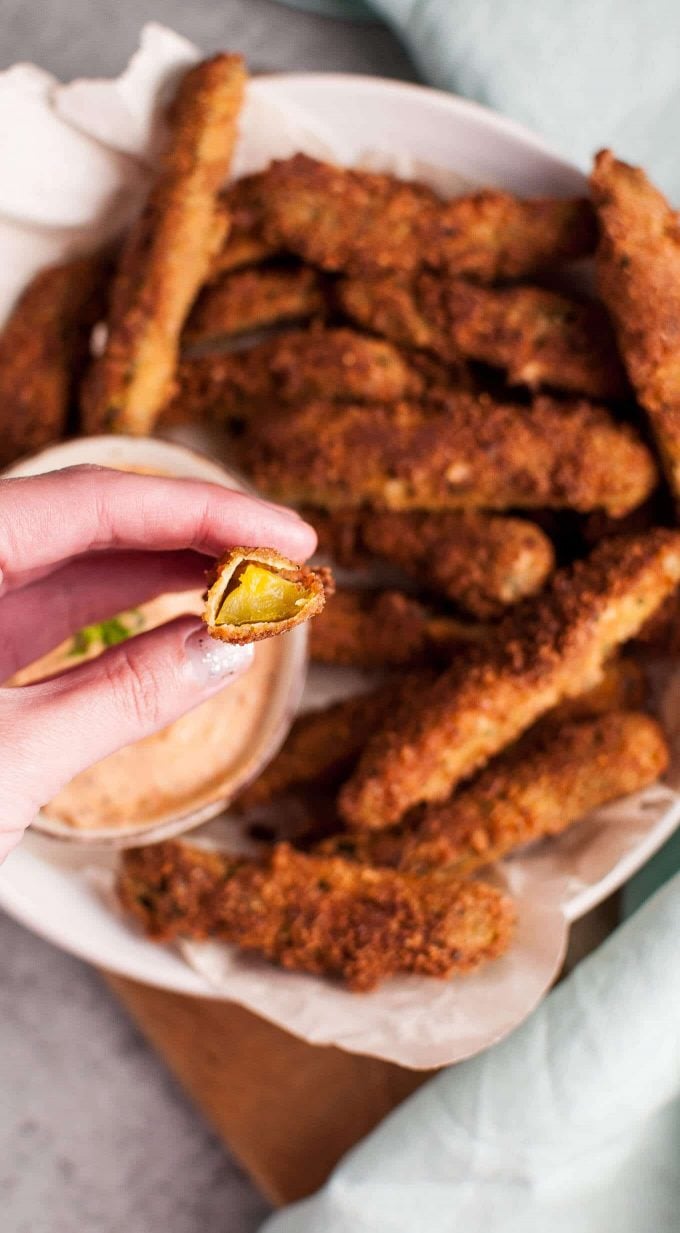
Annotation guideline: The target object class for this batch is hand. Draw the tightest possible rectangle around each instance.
[0,465,315,861]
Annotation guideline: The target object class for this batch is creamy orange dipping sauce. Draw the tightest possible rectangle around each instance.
[11,593,284,832]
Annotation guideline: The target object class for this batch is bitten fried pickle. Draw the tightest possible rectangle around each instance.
[340,274,629,400]
[244,393,657,517]
[215,155,595,280]
[118,841,515,991]
[0,256,106,466]
[183,266,326,349]
[166,328,425,426]
[323,711,667,874]
[203,547,333,644]
[362,510,555,618]
[309,587,487,668]
[591,150,680,500]
[81,54,246,435]
[339,530,680,829]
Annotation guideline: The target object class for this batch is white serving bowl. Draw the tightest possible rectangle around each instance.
[2,70,678,1069]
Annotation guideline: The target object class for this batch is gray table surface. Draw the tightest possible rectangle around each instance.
[0,4,416,1231]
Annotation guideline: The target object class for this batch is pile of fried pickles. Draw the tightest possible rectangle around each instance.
[6,54,680,992]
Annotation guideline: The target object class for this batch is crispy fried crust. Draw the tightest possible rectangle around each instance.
[635,589,680,656]
[232,682,402,811]
[547,655,646,723]
[362,510,555,618]
[591,150,680,498]
[309,587,487,668]
[339,530,680,829]
[118,840,515,990]
[234,652,644,819]
[214,155,595,280]
[340,274,628,400]
[426,190,597,280]
[183,266,326,349]
[165,327,426,426]
[81,54,246,434]
[310,588,436,667]
[0,256,107,466]
[210,192,278,274]
[203,546,333,644]
[324,712,667,874]
[243,393,657,517]
[299,507,369,569]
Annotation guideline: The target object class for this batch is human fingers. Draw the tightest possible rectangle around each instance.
[0,616,254,842]
[0,466,316,592]
[0,548,210,679]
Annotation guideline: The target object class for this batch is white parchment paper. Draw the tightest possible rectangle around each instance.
[5,25,680,1067]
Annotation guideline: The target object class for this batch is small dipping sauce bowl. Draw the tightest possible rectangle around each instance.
[3,435,308,847]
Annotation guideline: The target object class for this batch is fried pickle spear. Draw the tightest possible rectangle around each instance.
[0,255,107,466]
[166,328,427,426]
[232,680,405,812]
[634,589,680,657]
[339,529,680,829]
[340,274,628,400]
[309,587,488,668]
[183,266,326,350]
[210,193,278,274]
[298,506,368,569]
[547,655,646,722]
[323,711,667,874]
[81,54,246,435]
[233,655,643,817]
[591,150,680,500]
[118,840,514,991]
[215,155,595,280]
[244,393,657,517]
[362,510,555,618]
[203,547,333,644]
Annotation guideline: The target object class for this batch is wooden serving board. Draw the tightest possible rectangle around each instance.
[101,896,618,1207]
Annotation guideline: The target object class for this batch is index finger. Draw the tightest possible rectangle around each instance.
[0,465,316,590]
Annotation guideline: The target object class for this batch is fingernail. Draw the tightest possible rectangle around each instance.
[183,629,254,687]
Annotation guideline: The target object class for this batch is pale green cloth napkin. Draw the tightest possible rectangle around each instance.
[280,0,680,196]
[262,874,680,1232]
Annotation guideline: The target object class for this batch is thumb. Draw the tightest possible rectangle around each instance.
[0,617,254,835]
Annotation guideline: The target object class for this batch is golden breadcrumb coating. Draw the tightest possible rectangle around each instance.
[546,655,646,722]
[0,255,107,466]
[214,155,595,280]
[425,188,598,280]
[233,652,644,822]
[209,191,278,274]
[362,510,555,618]
[183,266,326,349]
[81,54,246,435]
[118,840,515,991]
[232,682,402,812]
[339,530,680,829]
[340,274,628,400]
[243,392,657,517]
[635,588,680,656]
[309,587,486,668]
[166,327,425,426]
[591,150,680,500]
[299,507,369,569]
[323,711,667,874]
